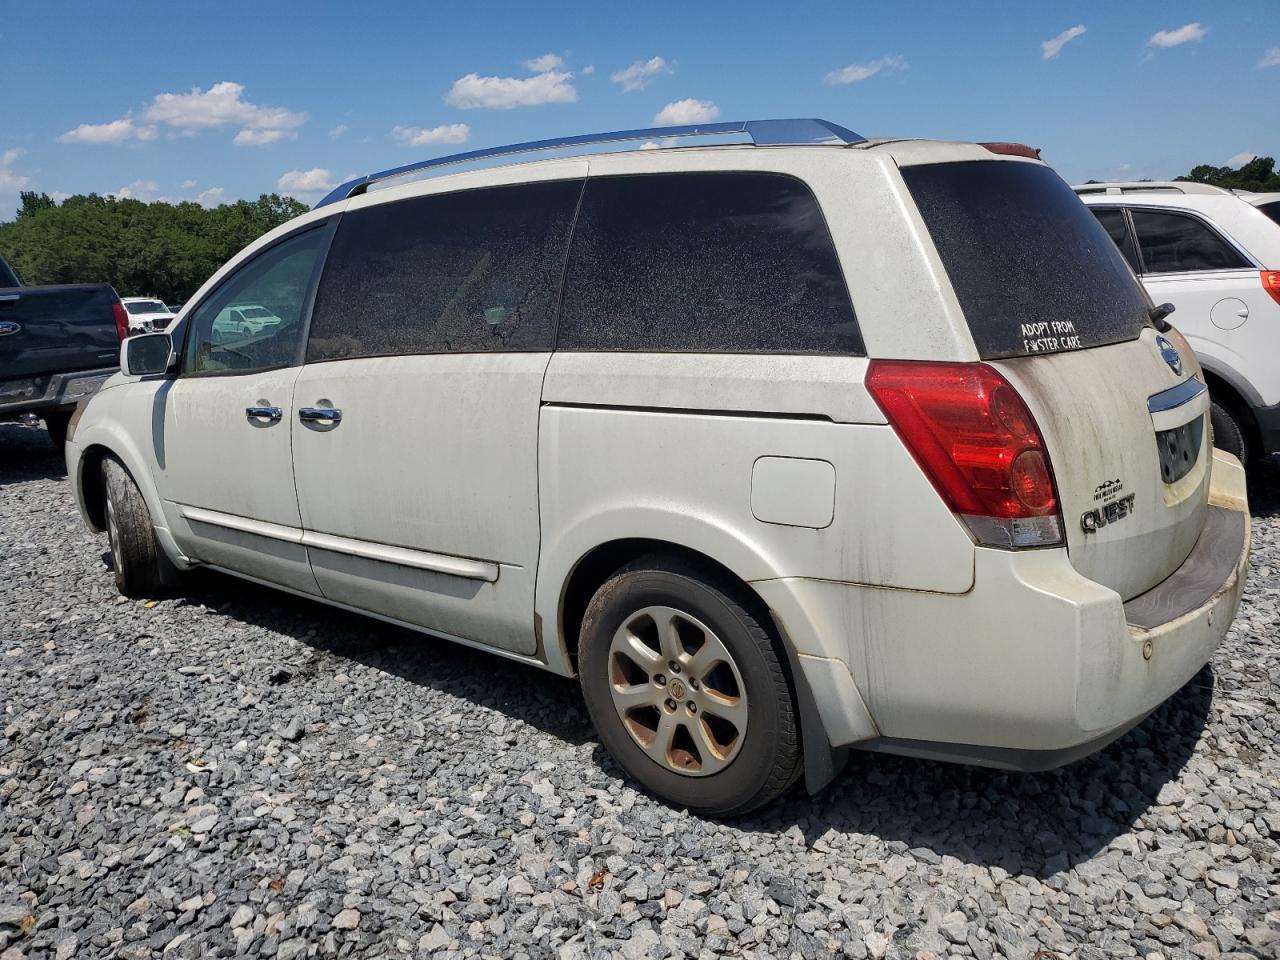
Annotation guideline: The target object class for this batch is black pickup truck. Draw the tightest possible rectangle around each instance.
[0,253,124,446]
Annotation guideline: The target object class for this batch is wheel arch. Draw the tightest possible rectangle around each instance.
[552,535,848,795]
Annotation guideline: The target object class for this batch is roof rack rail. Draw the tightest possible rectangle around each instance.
[314,118,864,208]
[1071,181,1232,197]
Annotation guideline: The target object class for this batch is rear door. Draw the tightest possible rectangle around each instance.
[1127,207,1263,355]
[902,159,1209,600]
[290,173,584,655]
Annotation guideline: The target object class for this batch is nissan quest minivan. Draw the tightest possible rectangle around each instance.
[65,119,1250,816]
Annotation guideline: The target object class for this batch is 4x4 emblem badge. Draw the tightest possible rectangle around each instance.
[1156,335,1182,376]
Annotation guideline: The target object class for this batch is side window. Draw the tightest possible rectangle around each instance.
[307,179,582,361]
[1131,210,1251,274]
[183,228,328,375]
[1090,208,1140,273]
[557,173,862,355]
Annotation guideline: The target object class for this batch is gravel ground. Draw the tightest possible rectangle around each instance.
[0,420,1277,960]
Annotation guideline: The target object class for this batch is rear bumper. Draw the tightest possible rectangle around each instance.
[0,368,115,418]
[1254,401,1280,455]
[756,450,1250,773]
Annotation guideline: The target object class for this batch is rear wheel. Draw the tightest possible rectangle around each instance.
[102,455,181,598]
[578,556,801,817]
[1209,398,1250,465]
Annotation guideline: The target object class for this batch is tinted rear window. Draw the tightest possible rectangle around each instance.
[1257,201,1280,227]
[557,172,862,355]
[902,161,1151,359]
[0,256,17,288]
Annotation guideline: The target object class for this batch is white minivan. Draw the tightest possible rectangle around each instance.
[66,120,1250,816]
[1075,182,1280,464]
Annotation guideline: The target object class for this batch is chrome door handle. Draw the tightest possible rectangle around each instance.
[245,405,283,422]
[298,406,342,423]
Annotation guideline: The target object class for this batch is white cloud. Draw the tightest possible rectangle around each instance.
[113,179,165,201]
[1041,25,1087,61]
[196,186,226,207]
[524,53,563,73]
[1225,152,1258,169]
[392,123,471,147]
[1258,47,1280,68]
[0,148,30,193]
[277,168,336,197]
[444,69,577,109]
[329,124,349,138]
[49,191,71,203]
[1147,23,1207,48]
[581,64,595,76]
[181,179,197,189]
[144,81,306,144]
[824,54,907,85]
[611,56,673,92]
[653,98,720,126]
[233,128,291,146]
[57,115,157,144]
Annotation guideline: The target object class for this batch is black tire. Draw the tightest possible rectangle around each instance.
[1209,398,1249,465]
[102,455,181,599]
[578,555,801,817]
[43,411,71,449]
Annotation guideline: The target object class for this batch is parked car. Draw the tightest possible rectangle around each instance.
[66,120,1249,816]
[120,297,175,334]
[211,304,283,344]
[1074,181,1280,463]
[0,251,127,446]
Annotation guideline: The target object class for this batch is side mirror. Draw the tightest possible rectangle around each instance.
[122,332,174,377]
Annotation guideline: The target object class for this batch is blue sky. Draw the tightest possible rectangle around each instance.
[2,2,1276,216]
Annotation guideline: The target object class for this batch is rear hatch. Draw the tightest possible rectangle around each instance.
[902,158,1210,600]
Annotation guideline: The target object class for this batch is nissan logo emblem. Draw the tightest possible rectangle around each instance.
[1156,335,1182,376]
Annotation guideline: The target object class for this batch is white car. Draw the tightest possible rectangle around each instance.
[120,297,175,334]
[64,120,1249,815]
[1074,182,1280,463]
[211,304,284,344]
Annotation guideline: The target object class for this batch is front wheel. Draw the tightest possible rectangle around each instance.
[102,455,182,598]
[578,556,801,817]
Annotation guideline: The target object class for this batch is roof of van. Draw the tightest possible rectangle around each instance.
[1071,181,1233,196]
[314,118,866,208]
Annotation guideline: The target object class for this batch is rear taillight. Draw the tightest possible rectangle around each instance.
[867,360,1064,549]
[1262,271,1280,307]
[112,300,129,341]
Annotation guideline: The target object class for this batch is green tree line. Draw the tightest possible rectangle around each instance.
[0,191,310,304]
[1177,155,1280,192]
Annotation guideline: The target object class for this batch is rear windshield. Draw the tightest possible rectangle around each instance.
[1256,200,1280,227]
[125,300,167,314]
[902,160,1151,359]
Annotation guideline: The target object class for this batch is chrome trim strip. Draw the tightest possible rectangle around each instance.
[301,531,499,582]
[1148,377,1207,413]
[179,505,304,544]
[313,118,864,208]
[179,505,501,582]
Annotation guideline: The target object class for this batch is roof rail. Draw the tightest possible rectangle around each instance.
[1071,180,1232,197]
[314,118,864,208]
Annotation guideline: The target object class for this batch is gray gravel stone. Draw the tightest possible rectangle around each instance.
[2,423,1279,959]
